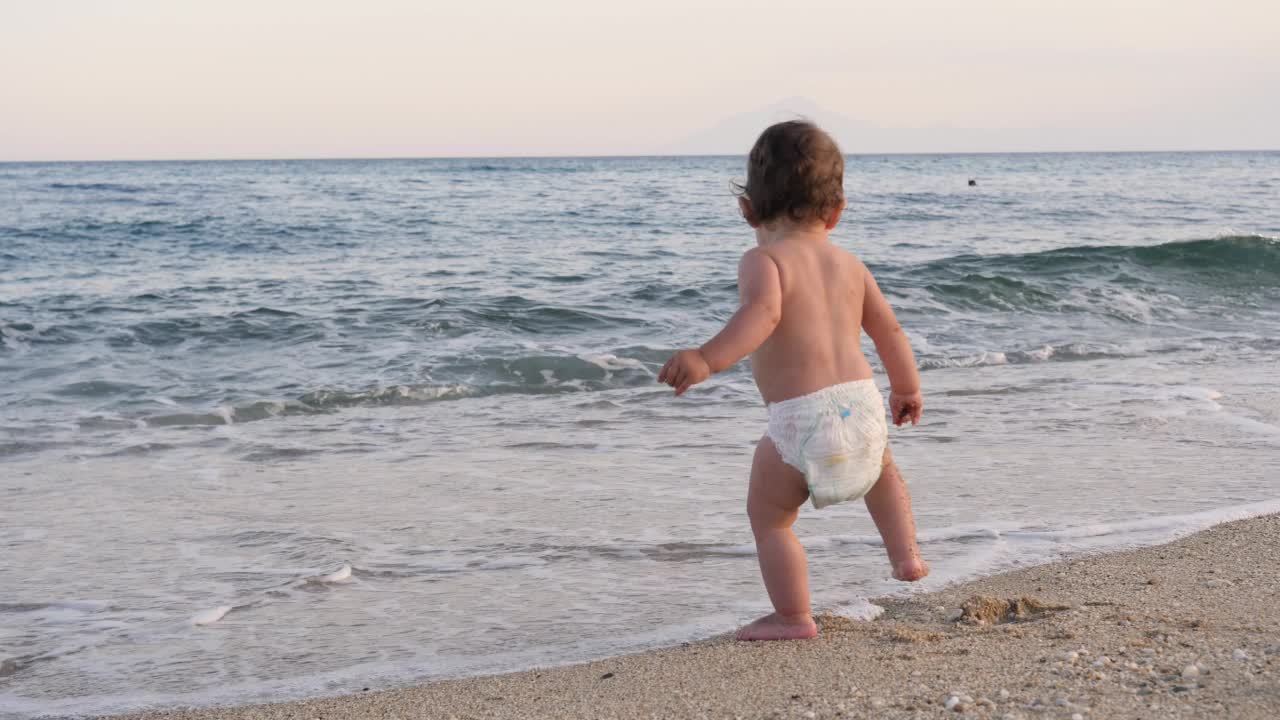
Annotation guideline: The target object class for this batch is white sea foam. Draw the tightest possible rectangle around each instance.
[1022,345,1055,362]
[577,353,649,382]
[921,351,1009,369]
[832,599,886,622]
[580,353,648,372]
[321,563,352,582]
[190,605,232,626]
[0,323,32,354]
[307,563,352,584]
[1003,498,1280,547]
[474,558,545,571]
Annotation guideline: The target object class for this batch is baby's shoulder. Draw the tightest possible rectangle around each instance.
[826,244,871,281]
[738,245,782,271]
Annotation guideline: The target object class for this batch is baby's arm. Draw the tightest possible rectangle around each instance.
[860,264,923,425]
[658,249,781,396]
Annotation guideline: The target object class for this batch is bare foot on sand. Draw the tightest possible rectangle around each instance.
[735,613,818,641]
[893,557,930,582]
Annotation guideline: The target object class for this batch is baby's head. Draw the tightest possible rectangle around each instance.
[735,120,845,230]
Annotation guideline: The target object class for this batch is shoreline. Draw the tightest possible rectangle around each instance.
[109,513,1280,720]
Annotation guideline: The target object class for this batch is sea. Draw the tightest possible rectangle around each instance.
[1,152,1278,718]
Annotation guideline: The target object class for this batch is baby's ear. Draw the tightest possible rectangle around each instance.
[824,201,845,230]
[738,197,760,228]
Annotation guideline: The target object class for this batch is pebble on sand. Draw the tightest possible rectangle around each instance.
[1182,664,1201,679]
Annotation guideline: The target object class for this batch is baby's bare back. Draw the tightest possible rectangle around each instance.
[751,241,874,404]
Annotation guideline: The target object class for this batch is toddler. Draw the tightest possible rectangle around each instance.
[658,121,928,641]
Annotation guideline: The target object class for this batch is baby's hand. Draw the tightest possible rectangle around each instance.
[889,389,924,426]
[658,349,711,396]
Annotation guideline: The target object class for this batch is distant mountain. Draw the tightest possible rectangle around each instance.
[663,97,881,155]
[662,97,1123,155]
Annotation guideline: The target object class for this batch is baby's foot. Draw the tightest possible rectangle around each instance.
[735,613,818,641]
[893,558,930,582]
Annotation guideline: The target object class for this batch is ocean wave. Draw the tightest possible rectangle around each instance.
[193,500,1280,582]
[917,342,1144,370]
[138,352,658,427]
[916,234,1279,287]
[5,329,1264,433]
[47,181,147,193]
[625,280,716,305]
[5,236,1277,435]
[913,334,1280,372]
[460,302,645,333]
[0,294,654,353]
[895,234,1279,319]
[5,237,1274,355]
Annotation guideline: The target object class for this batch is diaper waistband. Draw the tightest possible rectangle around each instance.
[766,378,880,414]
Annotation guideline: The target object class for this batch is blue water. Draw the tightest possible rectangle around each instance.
[1,152,1279,717]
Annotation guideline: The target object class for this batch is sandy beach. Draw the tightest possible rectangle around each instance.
[109,513,1280,720]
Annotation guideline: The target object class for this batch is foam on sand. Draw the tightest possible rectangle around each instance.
[831,598,885,622]
[109,513,1280,720]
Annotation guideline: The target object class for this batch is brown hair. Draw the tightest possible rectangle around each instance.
[734,120,844,225]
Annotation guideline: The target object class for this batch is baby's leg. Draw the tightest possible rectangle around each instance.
[736,436,818,641]
[863,447,929,582]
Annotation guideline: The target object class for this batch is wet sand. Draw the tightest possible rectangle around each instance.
[114,514,1280,720]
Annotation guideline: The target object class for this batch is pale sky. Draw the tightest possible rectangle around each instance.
[3,0,1277,160]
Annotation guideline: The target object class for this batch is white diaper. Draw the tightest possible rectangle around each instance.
[766,379,889,509]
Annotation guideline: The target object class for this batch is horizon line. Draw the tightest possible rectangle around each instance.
[2,147,1278,165]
